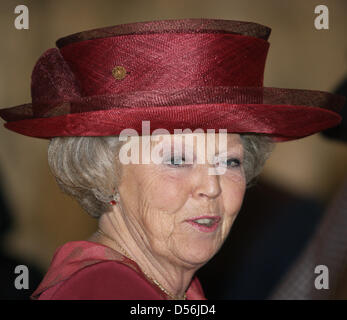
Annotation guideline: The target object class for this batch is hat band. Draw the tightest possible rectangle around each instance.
[59,32,269,96]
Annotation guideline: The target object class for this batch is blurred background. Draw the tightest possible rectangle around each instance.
[0,0,346,299]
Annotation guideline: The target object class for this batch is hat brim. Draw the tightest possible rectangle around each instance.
[1,102,342,142]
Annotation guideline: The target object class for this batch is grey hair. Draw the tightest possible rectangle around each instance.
[240,134,275,187]
[47,134,274,218]
[48,136,124,218]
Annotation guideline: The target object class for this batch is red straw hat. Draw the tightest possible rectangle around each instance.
[0,18,344,141]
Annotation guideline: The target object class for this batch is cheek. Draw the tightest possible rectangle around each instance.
[135,169,192,243]
[145,169,191,212]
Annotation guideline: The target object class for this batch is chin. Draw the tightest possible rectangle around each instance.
[180,243,219,266]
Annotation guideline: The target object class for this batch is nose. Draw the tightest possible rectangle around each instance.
[192,165,222,200]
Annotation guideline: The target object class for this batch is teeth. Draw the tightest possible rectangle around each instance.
[194,218,215,226]
[195,219,212,224]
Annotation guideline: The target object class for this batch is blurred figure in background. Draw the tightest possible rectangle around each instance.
[269,77,347,300]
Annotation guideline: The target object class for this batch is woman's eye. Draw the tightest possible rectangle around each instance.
[164,156,187,167]
[222,158,241,168]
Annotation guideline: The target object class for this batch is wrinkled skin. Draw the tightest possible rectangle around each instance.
[90,133,246,298]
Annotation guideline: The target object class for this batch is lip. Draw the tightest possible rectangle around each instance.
[185,215,221,233]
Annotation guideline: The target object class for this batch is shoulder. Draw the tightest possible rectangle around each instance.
[41,260,164,300]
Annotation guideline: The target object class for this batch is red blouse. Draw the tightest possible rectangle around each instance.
[31,241,206,300]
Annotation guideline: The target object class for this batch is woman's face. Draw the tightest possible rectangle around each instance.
[117,133,246,270]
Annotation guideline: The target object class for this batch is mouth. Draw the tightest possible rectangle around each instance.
[186,215,221,233]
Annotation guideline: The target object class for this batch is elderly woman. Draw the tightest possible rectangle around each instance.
[0,19,343,300]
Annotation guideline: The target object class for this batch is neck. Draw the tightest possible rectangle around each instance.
[88,209,197,299]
